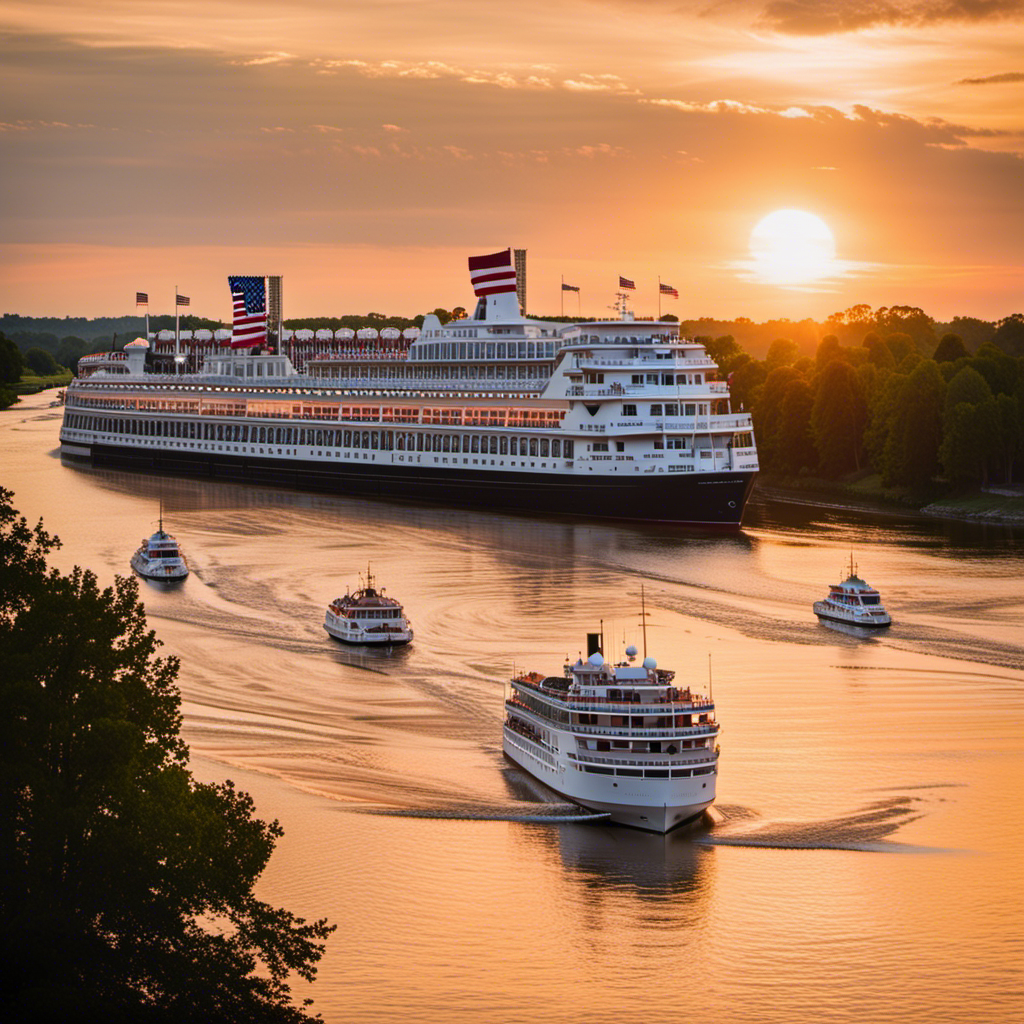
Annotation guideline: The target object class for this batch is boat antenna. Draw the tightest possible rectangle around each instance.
[708,652,713,701]
[640,584,648,659]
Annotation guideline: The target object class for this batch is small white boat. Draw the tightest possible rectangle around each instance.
[324,567,413,646]
[130,512,189,583]
[813,556,891,628]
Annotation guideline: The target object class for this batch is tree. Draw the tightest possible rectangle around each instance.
[885,333,916,367]
[862,332,896,371]
[993,313,1024,356]
[56,336,89,373]
[884,359,945,488]
[775,378,817,475]
[0,490,334,1022]
[430,307,454,325]
[811,360,866,477]
[933,333,967,364]
[0,331,24,383]
[815,334,841,370]
[751,366,800,470]
[702,335,743,373]
[23,347,61,377]
[765,338,799,372]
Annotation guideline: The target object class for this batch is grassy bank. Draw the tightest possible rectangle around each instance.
[754,472,1024,524]
[14,371,72,394]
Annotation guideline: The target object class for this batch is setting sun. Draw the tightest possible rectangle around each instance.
[748,209,838,287]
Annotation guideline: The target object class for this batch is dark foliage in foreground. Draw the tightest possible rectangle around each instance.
[0,489,334,1023]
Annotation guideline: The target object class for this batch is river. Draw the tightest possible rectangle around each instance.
[4,390,1024,1023]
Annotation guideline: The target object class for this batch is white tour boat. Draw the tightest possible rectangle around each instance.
[58,249,758,527]
[324,568,413,646]
[130,514,189,582]
[503,637,719,833]
[813,557,891,628]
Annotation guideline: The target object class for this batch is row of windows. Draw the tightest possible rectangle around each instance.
[630,373,704,386]
[70,394,564,429]
[418,340,559,361]
[65,414,574,458]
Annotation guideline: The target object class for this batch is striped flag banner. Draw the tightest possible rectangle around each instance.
[176,294,190,306]
[562,283,580,292]
[228,275,267,349]
[659,283,679,298]
[468,249,517,297]
[136,292,148,305]
[619,276,635,290]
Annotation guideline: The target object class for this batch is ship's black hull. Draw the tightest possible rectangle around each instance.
[63,441,756,527]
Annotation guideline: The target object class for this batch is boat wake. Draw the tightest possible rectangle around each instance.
[364,804,611,825]
[698,796,953,853]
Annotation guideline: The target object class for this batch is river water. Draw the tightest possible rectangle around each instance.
[5,391,1024,1023]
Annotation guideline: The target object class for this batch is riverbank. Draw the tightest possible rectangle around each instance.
[753,473,1024,526]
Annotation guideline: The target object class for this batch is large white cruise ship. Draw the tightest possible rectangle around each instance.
[504,641,720,832]
[59,250,758,526]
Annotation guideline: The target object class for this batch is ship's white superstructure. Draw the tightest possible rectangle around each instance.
[324,568,413,646]
[130,516,189,582]
[813,557,891,628]
[60,251,758,526]
[503,643,719,833]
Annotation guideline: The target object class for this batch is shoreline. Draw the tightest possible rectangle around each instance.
[752,478,1024,527]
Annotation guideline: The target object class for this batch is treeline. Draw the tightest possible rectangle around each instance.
[708,307,1024,491]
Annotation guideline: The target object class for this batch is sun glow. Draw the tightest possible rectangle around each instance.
[748,209,838,286]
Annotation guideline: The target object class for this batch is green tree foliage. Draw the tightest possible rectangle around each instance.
[933,334,967,363]
[701,335,750,376]
[885,333,916,367]
[881,360,945,488]
[815,334,842,370]
[764,338,800,372]
[992,313,1024,356]
[862,333,896,371]
[943,316,994,351]
[23,347,61,376]
[811,361,866,477]
[727,355,767,414]
[774,378,817,475]
[55,336,89,373]
[944,366,994,422]
[0,490,334,1022]
[940,399,998,486]
[875,306,936,350]
[0,331,24,383]
[752,366,801,469]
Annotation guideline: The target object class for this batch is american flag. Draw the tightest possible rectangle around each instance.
[136,292,148,306]
[619,276,635,290]
[562,283,580,292]
[468,249,517,297]
[228,275,267,349]
[176,294,190,306]
[660,283,679,298]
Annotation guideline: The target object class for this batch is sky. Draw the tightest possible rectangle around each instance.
[1,0,1022,323]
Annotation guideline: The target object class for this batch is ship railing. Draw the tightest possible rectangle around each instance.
[568,723,718,739]
[509,680,713,710]
[574,357,716,368]
[568,751,718,769]
[566,385,645,398]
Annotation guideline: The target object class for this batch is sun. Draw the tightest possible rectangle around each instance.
[748,209,838,286]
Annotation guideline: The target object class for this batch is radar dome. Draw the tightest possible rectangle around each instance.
[642,656,657,670]
[625,644,638,659]
[588,652,604,667]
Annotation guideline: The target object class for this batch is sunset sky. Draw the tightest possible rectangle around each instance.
[2,0,1022,323]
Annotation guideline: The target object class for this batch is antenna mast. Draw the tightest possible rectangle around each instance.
[640,584,648,659]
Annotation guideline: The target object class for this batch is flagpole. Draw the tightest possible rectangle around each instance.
[561,276,564,318]
[658,277,662,320]
[175,285,180,372]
